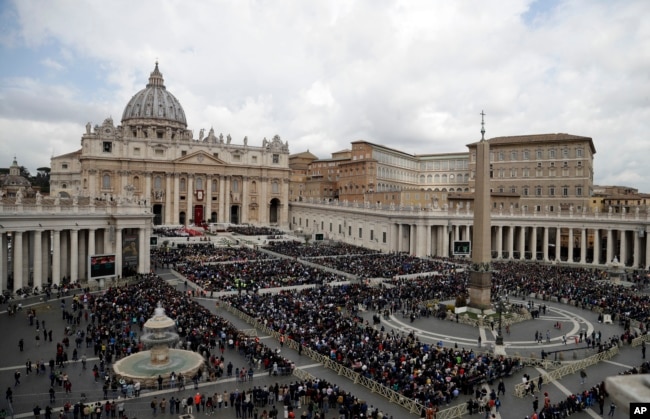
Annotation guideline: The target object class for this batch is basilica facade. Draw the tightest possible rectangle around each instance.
[50,63,291,227]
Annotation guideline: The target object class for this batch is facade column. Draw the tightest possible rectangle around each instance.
[241,177,249,224]
[115,228,123,278]
[592,229,600,265]
[409,224,416,255]
[542,227,549,262]
[52,230,61,285]
[633,229,640,268]
[144,172,152,208]
[580,228,587,264]
[205,175,213,223]
[173,174,180,224]
[568,228,574,263]
[606,229,613,263]
[138,227,146,274]
[555,227,562,261]
[88,169,97,197]
[12,231,23,290]
[33,230,43,289]
[218,175,226,222]
[281,179,289,227]
[518,227,526,260]
[507,226,514,260]
[224,176,232,223]
[165,174,173,224]
[259,177,267,224]
[70,229,79,283]
[187,175,194,225]
[620,229,627,266]
[496,225,503,259]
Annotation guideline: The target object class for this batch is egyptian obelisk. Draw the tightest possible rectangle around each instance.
[468,111,492,309]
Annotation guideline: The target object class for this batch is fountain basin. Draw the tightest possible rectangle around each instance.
[112,349,204,387]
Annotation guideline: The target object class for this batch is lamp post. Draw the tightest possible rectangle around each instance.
[495,297,504,346]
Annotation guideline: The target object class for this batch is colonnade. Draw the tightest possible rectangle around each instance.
[0,225,150,293]
[290,202,650,270]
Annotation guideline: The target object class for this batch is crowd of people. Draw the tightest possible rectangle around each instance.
[264,241,379,258]
[151,243,273,269]
[222,284,523,409]
[228,226,284,236]
[176,258,348,292]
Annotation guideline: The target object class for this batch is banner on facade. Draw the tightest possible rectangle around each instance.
[122,235,139,268]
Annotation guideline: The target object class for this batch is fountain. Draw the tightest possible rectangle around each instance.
[112,303,204,386]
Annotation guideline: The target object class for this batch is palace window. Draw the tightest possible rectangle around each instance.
[103,142,112,153]
[102,174,111,189]
[272,154,279,164]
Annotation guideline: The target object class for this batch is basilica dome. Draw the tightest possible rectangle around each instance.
[121,62,187,128]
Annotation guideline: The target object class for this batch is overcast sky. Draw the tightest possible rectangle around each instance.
[1,0,649,191]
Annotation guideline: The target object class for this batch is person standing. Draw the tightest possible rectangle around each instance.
[580,369,587,384]
[642,340,646,359]
[607,402,616,417]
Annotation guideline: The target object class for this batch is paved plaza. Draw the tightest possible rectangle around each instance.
[0,269,645,418]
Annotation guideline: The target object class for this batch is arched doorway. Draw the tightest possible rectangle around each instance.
[153,204,163,225]
[210,212,217,223]
[179,211,186,225]
[230,205,240,224]
[269,198,280,224]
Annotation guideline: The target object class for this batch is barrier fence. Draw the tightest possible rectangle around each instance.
[512,345,620,398]
[221,302,426,415]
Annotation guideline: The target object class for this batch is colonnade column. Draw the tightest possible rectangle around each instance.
[580,228,587,264]
[568,228,574,263]
[542,227,549,262]
[70,229,78,283]
[115,228,122,278]
[606,229,613,263]
[33,230,42,289]
[88,229,96,259]
[507,226,514,259]
[645,230,650,269]
[52,230,61,285]
[555,227,562,261]
[396,224,403,253]
[592,229,600,265]
[442,224,449,257]
[530,227,537,260]
[518,227,525,260]
[620,230,627,266]
[0,233,7,291]
[138,227,146,274]
[425,225,432,257]
[496,226,503,259]
[633,230,640,268]
[13,231,23,290]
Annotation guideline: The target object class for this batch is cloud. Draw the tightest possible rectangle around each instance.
[0,0,649,193]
